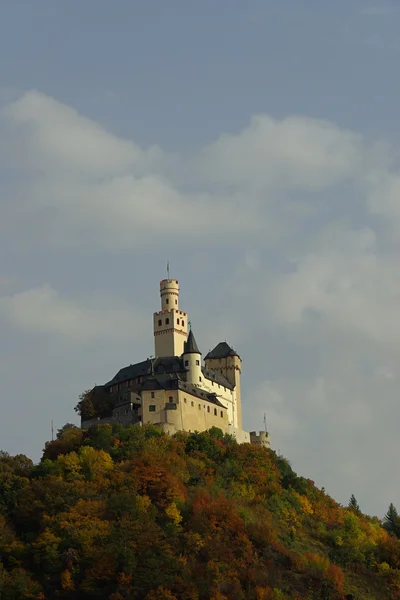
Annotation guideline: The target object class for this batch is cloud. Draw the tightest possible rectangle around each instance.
[0,283,147,343]
[200,115,363,190]
[0,91,375,252]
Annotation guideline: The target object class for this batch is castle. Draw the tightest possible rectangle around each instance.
[80,277,270,448]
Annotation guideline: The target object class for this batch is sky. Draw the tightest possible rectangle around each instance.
[0,0,399,517]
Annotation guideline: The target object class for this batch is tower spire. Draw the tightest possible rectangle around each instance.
[167,260,170,280]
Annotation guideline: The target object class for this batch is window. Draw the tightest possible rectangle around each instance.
[158,319,162,326]
[177,319,180,325]
[207,406,210,413]
[182,321,185,327]
[185,360,189,366]
[198,404,201,410]
[175,299,177,305]
[184,398,187,403]
[151,392,155,398]
[166,318,169,325]
[211,381,214,386]
[191,401,194,407]
[214,408,217,416]
[166,298,169,304]
[220,411,223,417]
[169,396,173,402]
[196,360,200,366]
[149,405,156,412]
[199,376,202,382]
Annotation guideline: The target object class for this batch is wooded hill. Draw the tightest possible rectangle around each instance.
[1,423,400,600]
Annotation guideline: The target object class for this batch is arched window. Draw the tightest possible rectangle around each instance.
[214,408,217,416]
[158,319,162,326]
[182,321,185,327]
[177,319,180,325]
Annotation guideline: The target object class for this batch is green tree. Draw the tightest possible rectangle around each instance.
[383,503,400,537]
[348,494,361,514]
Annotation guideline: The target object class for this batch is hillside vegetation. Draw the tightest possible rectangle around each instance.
[1,424,400,599]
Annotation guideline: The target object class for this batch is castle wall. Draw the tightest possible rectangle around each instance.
[198,375,237,428]
[204,356,242,430]
[249,431,271,449]
[228,425,250,444]
[141,389,229,434]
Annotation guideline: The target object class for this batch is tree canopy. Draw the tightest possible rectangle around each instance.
[0,424,399,599]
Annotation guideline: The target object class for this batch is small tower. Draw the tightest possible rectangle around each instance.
[153,278,188,357]
[204,342,242,429]
[183,328,202,385]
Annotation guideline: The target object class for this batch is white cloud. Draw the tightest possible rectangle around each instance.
[0,92,376,251]
[2,90,156,175]
[199,114,363,190]
[0,283,146,343]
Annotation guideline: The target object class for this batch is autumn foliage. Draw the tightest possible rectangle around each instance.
[0,425,399,599]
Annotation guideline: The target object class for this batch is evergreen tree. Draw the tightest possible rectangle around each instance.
[383,503,400,537]
[348,494,361,514]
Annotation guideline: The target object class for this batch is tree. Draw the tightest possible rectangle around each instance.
[348,494,361,514]
[56,423,79,440]
[383,503,400,537]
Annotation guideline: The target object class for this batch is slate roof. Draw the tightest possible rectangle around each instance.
[204,341,240,360]
[104,350,236,392]
[105,356,185,387]
[105,359,153,387]
[184,330,201,354]
[202,367,233,390]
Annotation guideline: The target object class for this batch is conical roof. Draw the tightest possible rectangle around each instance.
[184,329,201,354]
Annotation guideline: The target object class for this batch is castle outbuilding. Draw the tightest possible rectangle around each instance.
[79,277,269,448]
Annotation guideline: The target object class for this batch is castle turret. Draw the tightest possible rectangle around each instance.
[204,342,242,429]
[183,328,202,385]
[153,279,188,357]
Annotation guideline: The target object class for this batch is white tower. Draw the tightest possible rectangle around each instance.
[183,328,202,385]
[153,278,188,357]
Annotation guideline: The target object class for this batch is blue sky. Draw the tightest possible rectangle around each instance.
[1,0,400,517]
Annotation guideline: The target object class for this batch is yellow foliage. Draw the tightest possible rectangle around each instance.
[377,561,391,575]
[79,446,113,480]
[58,499,110,547]
[61,569,75,591]
[57,452,82,479]
[136,494,152,513]
[293,492,314,515]
[165,502,182,525]
[145,586,178,600]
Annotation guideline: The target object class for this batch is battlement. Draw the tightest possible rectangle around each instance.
[250,430,270,449]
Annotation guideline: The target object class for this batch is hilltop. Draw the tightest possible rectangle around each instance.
[1,424,400,599]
